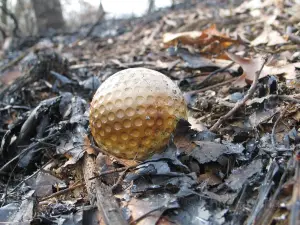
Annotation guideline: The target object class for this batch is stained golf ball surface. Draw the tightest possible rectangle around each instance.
[89,68,187,160]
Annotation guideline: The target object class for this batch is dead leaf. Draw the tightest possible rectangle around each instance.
[198,172,222,186]
[188,116,207,132]
[127,194,179,225]
[225,159,263,191]
[173,119,198,152]
[227,52,300,87]
[248,108,280,127]
[251,27,287,46]
[163,24,239,56]
[84,135,97,155]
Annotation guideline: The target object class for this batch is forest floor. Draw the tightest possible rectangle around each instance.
[0,0,300,224]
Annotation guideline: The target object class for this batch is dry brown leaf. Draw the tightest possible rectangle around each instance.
[227,52,300,87]
[84,135,97,155]
[163,24,239,56]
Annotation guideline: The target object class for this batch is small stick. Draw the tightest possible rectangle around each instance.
[40,182,84,201]
[185,77,237,96]
[9,159,54,194]
[197,62,235,88]
[210,57,268,132]
[111,167,132,192]
[69,63,103,70]
[89,165,136,180]
[0,51,28,72]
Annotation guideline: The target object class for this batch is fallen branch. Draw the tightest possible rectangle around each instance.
[209,57,268,132]
[0,4,19,37]
[40,182,84,202]
[111,167,132,192]
[83,153,128,225]
[0,50,28,73]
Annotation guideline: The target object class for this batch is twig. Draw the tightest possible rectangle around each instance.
[0,138,54,173]
[69,63,103,70]
[0,160,18,206]
[0,4,19,37]
[258,159,290,225]
[185,77,237,96]
[8,159,54,194]
[40,182,84,201]
[246,160,279,225]
[111,167,132,192]
[0,153,18,173]
[0,50,28,73]
[197,62,235,88]
[144,20,164,46]
[89,165,136,181]
[231,182,248,225]
[210,57,268,132]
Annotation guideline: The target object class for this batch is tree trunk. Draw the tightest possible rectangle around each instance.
[31,0,64,34]
[147,0,155,14]
[1,0,7,25]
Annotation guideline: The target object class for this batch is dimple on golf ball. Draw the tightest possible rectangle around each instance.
[89,67,187,160]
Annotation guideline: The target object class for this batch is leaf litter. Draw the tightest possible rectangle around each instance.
[0,0,300,224]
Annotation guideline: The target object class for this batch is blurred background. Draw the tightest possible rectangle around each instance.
[0,0,184,37]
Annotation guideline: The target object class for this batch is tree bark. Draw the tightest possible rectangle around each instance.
[1,0,7,25]
[147,0,155,14]
[31,0,65,34]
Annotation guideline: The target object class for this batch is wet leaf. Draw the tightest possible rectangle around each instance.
[25,172,66,197]
[248,107,280,127]
[0,191,35,224]
[225,158,263,191]
[187,141,244,164]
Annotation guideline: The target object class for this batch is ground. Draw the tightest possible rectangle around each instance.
[0,0,299,224]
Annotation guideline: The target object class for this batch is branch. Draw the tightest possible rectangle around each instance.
[0,4,19,37]
[83,153,128,225]
[209,57,268,132]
